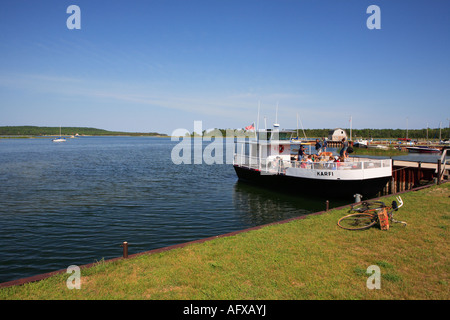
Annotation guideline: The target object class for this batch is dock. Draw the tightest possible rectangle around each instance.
[381,150,449,195]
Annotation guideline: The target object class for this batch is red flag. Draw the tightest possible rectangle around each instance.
[245,123,255,131]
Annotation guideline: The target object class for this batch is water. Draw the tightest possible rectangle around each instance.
[0,137,339,284]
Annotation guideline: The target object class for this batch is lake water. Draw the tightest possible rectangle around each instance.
[0,136,347,284]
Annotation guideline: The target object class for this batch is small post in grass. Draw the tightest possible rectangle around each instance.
[121,241,129,258]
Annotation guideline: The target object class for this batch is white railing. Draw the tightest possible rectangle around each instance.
[234,154,391,175]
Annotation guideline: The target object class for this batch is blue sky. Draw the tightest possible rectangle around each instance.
[0,0,449,134]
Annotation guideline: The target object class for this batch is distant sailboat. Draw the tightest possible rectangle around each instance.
[52,126,66,142]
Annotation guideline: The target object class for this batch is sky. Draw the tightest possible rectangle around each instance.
[0,0,449,134]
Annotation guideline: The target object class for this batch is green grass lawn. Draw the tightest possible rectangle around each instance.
[351,147,408,157]
[1,183,449,300]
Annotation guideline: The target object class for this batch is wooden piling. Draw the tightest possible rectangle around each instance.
[437,160,441,185]
[418,161,422,183]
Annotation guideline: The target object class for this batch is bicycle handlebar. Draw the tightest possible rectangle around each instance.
[396,196,403,209]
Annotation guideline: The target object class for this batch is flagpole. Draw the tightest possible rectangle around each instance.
[350,116,352,142]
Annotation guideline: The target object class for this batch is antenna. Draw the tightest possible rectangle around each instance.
[256,101,260,132]
[273,102,279,128]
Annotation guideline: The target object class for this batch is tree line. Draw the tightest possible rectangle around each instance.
[0,126,167,137]
[302,128,450,140]
[2,126,448,140]
[208,127,450,140]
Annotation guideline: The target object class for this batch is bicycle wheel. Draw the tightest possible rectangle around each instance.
[338,213,377,230]
[350,201,385,213]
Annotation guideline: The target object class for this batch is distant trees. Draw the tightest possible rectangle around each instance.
[268,128,449,140]
[1,126,448,140]
[0,126,167,136]
[346,128,449,140]
[290,128,449,140]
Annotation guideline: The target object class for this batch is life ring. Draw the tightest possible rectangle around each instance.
[279,145,284,153]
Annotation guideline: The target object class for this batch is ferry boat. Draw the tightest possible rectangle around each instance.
[233,127,392,199]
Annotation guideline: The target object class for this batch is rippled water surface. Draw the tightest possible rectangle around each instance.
[1,137,340,283]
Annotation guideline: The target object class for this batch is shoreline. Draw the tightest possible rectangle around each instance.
[1,181,447,299]
[0,135,170,139]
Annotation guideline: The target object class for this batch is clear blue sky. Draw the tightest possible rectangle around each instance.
[1,0,449,134]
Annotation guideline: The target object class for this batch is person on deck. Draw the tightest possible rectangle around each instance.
[322,137,328,152]
[297,144,305,161]
[315,139,322,155]
[340,137,348,158]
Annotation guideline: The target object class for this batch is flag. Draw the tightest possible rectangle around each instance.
[245,123,255,131]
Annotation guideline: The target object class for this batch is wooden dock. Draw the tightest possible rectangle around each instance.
[380,153,449,195]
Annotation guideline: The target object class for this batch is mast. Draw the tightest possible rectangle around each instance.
[448,118,450,139]
[298,114,307,139]
[406,117,409,139]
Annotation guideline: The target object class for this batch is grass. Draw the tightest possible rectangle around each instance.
[351,147,408,157]
[1,183,449,300]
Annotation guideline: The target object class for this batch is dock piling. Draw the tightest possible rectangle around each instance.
[437,160,441,185]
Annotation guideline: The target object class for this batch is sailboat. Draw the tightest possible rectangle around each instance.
[52,126,66,142]
[290,113,308,144]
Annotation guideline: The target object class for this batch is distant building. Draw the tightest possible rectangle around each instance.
[328,128,348,141]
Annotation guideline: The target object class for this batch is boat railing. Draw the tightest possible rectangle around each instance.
[233,154,391,175]
[233,155,285,174]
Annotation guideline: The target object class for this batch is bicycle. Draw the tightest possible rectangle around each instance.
[337,196,407,231]
[348,199,385,213]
